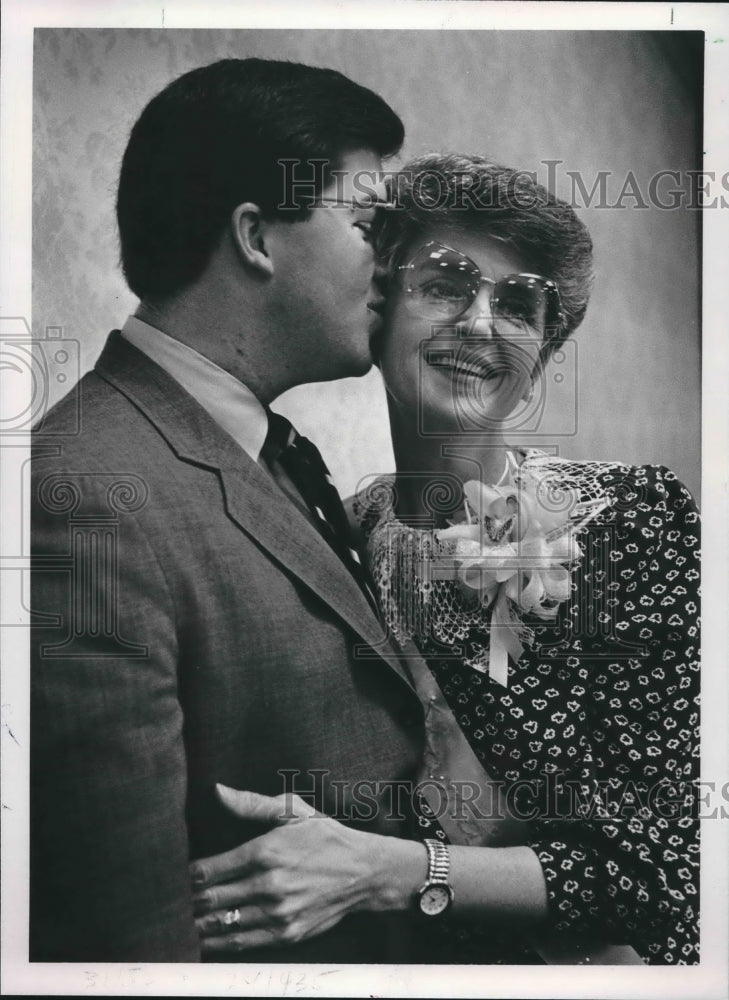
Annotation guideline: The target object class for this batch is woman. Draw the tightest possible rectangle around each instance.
[191,154,700,965]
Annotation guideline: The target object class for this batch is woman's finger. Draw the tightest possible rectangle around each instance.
[199,926,285,953]
[199,908,346,953]
[190,840,260,891]
[195,903,266,939]
[192,873,269,916]
[216,785,319,822]
[190,791,321,889]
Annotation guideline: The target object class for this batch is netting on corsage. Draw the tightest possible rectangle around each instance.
[355,452,626,683]
[514,450,642,520]
[368,504,492,654]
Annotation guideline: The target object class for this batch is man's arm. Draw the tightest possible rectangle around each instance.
[30,468,200,961]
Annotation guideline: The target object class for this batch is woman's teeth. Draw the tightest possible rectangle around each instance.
[429,358,502,381]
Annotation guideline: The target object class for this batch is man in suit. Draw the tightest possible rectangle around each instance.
[30,57,432,963]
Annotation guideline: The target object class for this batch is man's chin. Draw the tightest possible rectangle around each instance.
[337,354,374,381]
[303,353,373,385]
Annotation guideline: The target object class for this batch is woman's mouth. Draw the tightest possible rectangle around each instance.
[426,351,507,383]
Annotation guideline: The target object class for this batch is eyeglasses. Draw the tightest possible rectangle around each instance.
[397,241,565,334]
[307,196,398,211]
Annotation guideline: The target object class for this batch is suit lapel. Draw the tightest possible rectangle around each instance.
[95,332,415,688]
[217,462,401,658]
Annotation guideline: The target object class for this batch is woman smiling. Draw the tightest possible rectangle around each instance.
[191,153,699,966]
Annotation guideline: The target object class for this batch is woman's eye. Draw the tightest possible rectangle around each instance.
[354,221,373,241]
[420,278,465,302]
[494,296,534,324]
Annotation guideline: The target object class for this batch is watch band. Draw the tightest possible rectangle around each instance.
[416,838,454,916]
[424,838,450,883]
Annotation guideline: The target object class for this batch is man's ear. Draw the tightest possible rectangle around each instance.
[230,202,275,277]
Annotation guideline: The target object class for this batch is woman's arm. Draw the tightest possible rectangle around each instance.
[190,466,699,958]
[190,784,548,953]
[517,466,700,958]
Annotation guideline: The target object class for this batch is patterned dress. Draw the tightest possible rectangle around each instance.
[356,455,700,965]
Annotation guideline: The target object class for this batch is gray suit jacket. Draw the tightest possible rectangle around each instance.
[30,331,428,962]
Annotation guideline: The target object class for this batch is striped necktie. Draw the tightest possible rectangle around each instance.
[261,411,375,604]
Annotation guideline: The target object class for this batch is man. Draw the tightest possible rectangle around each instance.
[30,58,432,963]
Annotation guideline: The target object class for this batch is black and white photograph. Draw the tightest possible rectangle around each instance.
[1,2,728,997]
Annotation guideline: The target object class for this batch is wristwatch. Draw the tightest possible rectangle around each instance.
[416,838,454,917]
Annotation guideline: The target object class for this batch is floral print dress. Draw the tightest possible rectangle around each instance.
[357,455,700,965]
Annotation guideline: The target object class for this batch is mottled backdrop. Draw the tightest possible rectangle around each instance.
[33,29,702,498]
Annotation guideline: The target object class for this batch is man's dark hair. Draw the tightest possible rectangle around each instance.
[117,58,404,300]
[375,153,594,361]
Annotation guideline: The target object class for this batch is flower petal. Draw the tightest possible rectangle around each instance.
[541,567,572,603]
[518,569,545,611]
[464,481,514,520]
[458,562,500,591]
[544,531,579,563]
[436,524,481,545]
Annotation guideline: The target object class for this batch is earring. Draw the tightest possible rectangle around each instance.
[522,380,535,404]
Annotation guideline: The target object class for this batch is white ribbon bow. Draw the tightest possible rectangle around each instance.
[434,457,607,685]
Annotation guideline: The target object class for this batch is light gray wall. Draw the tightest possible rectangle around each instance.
[33,29,701,498]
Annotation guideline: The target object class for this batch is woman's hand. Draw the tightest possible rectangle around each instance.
[189,784,424,953]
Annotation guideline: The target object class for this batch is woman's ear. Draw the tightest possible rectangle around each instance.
[230,202,275,277]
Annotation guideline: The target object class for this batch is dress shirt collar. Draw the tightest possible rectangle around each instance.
[121,314,268,462]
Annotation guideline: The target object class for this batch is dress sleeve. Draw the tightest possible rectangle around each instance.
[527,466,700,962]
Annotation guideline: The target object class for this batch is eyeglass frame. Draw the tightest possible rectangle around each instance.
[299,196,399,210]
[396,240,566,339]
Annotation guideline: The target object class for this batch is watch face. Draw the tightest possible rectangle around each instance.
[419,884,452,916]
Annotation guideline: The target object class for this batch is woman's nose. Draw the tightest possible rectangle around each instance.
[460,286,497,336]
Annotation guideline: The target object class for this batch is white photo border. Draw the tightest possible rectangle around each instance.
[2,2,728,997]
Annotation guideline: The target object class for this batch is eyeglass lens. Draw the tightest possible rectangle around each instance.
[404,244,548,328]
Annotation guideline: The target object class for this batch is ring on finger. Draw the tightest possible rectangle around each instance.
[223,907,241,928]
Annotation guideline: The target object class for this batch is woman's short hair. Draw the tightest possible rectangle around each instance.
[117,58,404,301]
[376,153,594,359]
